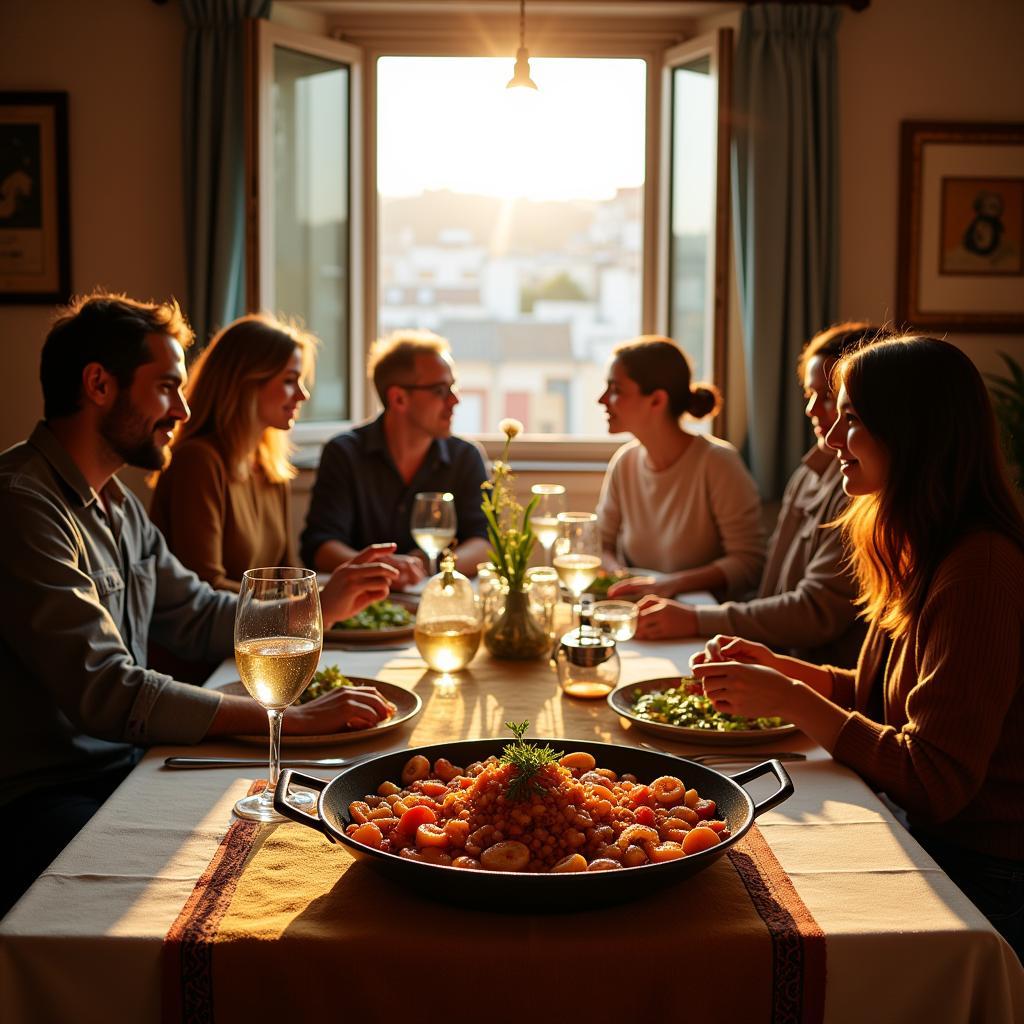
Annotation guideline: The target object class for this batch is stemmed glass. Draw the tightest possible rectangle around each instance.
[552,512,601,635]
[233,567,322,823]
[529,484,566,565]
[411,491,457,572]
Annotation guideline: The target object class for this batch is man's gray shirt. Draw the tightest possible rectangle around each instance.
[0,423,235,804]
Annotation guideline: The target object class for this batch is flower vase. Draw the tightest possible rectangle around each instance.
[483,584,549,660]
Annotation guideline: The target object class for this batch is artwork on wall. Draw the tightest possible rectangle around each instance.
[897,121,1024,333]
[0,91,70,304]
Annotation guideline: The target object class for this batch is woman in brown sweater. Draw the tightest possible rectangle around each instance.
[692,336,1024,958]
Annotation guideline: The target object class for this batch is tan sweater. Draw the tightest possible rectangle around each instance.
[829,531,1024,860]
[694,447,864,666]
[150,437,294,593]
[597,435,765,599]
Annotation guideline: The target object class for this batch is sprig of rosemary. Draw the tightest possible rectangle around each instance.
[499,721,564,802]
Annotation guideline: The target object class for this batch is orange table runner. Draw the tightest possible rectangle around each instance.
[163,784,825,1024]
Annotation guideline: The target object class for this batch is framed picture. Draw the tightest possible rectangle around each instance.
[897,121,1024,333]
[0,91,70,304]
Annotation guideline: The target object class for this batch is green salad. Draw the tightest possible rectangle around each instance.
[299,665,354,704]
[585,571,628,599]
[631,678,785,732]
[332,599,414,632]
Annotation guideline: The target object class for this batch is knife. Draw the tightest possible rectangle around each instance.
[163,756,353,769]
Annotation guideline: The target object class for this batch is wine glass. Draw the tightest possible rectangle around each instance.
[411,491,457,571]
[592,599,639,641]
[233,567,323,823]
[552,512,601,634]
[529,484,566,565]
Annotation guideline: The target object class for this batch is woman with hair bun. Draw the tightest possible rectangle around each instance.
[596,335,765,601]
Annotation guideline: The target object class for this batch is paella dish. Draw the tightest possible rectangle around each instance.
[343,723,729,873]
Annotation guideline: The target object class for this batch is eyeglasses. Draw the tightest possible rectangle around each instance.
[399,380,458,400]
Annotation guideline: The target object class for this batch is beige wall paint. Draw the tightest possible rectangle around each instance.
[837,0,1024,367]
[0,0,186,454]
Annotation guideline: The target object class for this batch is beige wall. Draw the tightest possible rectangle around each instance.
[836,0,1024,368]
[0,0,186,455]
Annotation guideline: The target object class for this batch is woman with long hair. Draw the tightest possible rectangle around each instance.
[150,314,314,591]
[692,336,1024,957]
[597,335,765,601]
[149,314,402,704]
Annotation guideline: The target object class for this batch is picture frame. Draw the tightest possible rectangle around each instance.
[897,120,1024,333]
[0,91,70,304]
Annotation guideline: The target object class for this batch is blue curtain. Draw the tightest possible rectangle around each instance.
[181,0,270,346]
[732,4,841,500]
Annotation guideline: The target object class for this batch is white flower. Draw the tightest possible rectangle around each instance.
[498,418,523,441]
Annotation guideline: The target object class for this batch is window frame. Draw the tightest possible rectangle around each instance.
[253,9,731,460]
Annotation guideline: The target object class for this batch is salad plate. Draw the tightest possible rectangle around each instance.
[608,676,798,746]
[325,595,417,645]
[212,676,422,746]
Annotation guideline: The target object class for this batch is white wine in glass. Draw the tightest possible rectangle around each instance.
[411,491,457,570]
[233,567,322,823]
[553,512,601,633]
[529,483,566,563]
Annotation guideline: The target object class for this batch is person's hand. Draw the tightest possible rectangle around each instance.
[287,685,397,733]
[690,660,796,721]
[320,556,398,625]
[633,595,699,640]
[689,634,781,672]
[608,575,676,599]
[384,552,426,591]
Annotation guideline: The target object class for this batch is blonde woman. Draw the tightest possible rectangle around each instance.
[151,314,400,597]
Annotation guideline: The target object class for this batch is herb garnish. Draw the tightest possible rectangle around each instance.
[499,721,564,802]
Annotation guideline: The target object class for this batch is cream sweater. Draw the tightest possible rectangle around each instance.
[596,435,765,599]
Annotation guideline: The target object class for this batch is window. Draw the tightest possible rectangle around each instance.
[250,15,731,450]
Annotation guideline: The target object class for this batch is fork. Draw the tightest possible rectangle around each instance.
[637,740,806,766]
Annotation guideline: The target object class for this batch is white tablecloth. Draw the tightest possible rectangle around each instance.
[1,637,1021,1023]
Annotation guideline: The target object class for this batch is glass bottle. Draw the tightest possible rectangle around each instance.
[555,626,620,699]
[414,551,482,672]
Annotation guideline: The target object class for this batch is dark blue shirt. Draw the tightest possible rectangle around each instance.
[300,414,489,566]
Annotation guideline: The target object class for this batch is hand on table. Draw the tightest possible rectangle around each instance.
[607,574,676,599]
[320,545,399,624]
[287,685,397,733]
[633,595,699,640]
[382,551,426,591]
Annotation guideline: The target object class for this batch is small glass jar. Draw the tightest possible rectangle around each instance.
[526,565,560,639]
[555,626,620,699]
[592,600,639,641]
[476,562,506,630]
[415,552,482,672]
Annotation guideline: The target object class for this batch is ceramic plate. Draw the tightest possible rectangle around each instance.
[325,595,417,645]
[607,676,798,746]
[214,677,422,746]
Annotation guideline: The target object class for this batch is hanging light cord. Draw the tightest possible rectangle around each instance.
[519,0,527,49]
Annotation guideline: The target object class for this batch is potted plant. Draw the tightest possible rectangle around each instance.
[986,352,1024,493]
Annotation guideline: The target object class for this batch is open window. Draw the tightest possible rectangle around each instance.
[658,28,733,398]
[246,20,364,428]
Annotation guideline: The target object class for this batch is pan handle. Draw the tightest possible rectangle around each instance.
[272,769,333,837]
[729,759,794,819]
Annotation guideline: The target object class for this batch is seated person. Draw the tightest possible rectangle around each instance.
[632,323,881,667]
[149,314,314,592]
[597,335,765,601]
[692,336,1024,959]
[301,329,490,578]
[0,292,398,916]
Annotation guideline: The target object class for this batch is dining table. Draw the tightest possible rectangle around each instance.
[1,628,1022,1024]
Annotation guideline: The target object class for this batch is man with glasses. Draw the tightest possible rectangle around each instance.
[301,330,490,580]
